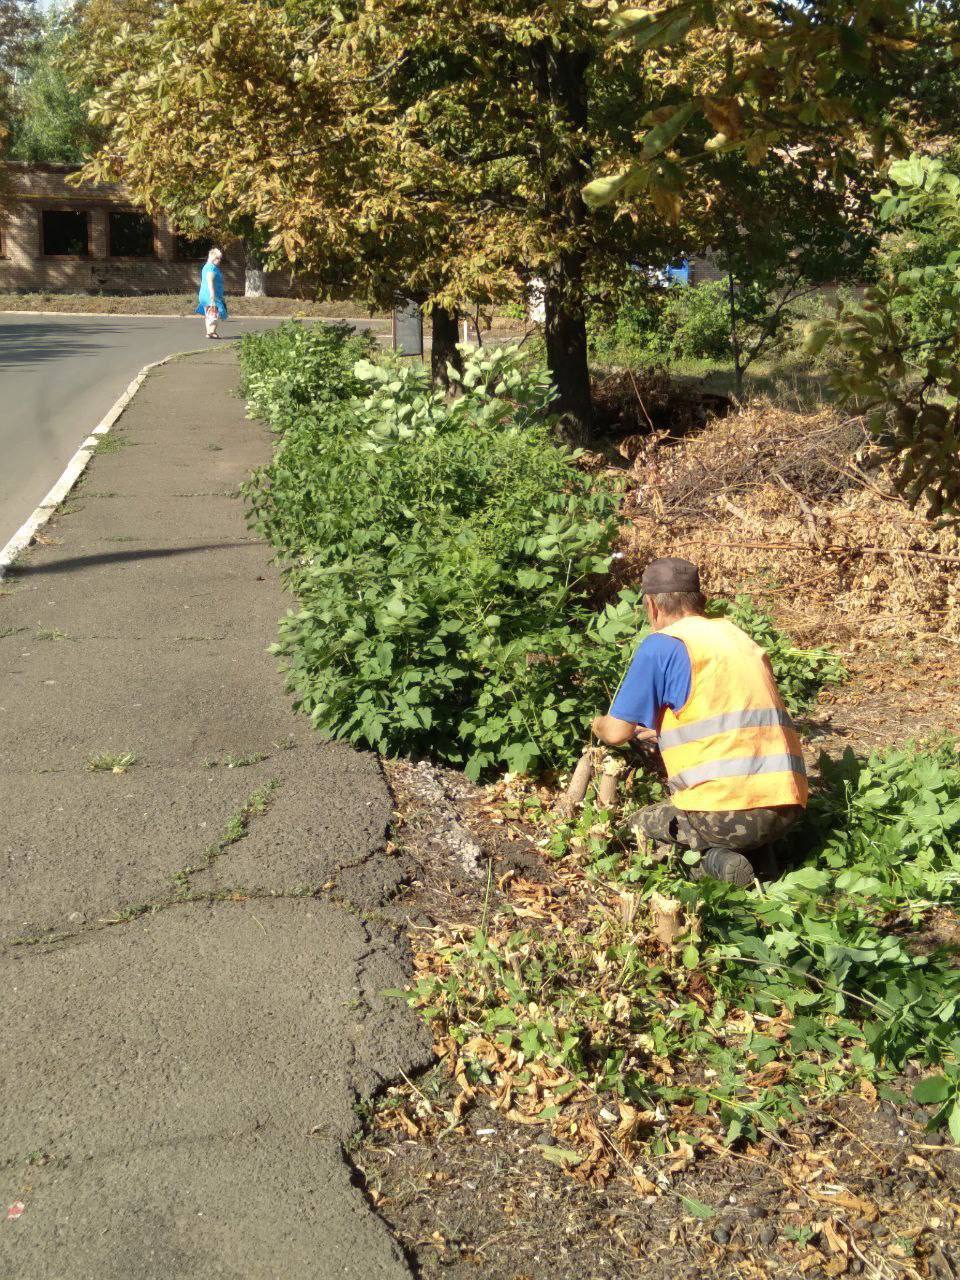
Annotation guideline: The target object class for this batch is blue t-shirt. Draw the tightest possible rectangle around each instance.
[609,633,692,731]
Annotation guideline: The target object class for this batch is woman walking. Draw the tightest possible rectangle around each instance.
[196,247,228,338]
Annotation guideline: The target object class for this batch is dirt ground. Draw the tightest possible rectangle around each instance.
[351,393,960,1279]
[355,744,960,1280]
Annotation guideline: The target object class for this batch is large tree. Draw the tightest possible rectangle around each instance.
[0,0,38,149]
[76,0,686,427]
[7,13,102,163]
[75,0,957,429]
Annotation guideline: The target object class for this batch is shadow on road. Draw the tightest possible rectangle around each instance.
[0,319,182,370]
[7,542,264,576]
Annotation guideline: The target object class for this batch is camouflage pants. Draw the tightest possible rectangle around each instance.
[630,802,803,854]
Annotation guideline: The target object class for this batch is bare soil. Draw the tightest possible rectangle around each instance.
[355,751,960,1280]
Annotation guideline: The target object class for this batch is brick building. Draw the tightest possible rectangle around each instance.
[0,162,249,295]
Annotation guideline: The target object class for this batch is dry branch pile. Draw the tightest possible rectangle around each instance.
[617,402,960,647]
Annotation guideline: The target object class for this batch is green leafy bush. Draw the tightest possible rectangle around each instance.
[239,320,372,427]
[242,326,841,778]
[658,279,731,361]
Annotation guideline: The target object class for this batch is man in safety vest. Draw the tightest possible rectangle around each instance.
[591,557,807,886]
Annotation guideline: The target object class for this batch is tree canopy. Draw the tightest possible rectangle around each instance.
[6,13,102,164]
[72,0,960,432]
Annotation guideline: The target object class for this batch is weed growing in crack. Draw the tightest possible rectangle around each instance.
[86,751,138,774]
[205,751,268,769]
[174,489,239,498]
[35,626,69,642]
[0,626,25,639]
[173,779,282,894]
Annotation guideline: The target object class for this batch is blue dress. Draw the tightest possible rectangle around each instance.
[196,263,228,319]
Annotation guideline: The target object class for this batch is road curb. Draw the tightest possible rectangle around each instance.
[0,348,206,580]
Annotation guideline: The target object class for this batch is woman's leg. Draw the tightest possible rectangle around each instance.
[204,305,219,338]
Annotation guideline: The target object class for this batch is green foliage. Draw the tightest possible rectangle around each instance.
[243,327,620,778]
[239,320,373,426]
[814,153,960,521]
[7,25,98,162]
[589,280,732,366]
[659,280,731,361]
[409,741,960,1144]
[243,325,843,780]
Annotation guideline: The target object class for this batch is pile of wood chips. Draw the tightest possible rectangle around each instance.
[616,401,960,649]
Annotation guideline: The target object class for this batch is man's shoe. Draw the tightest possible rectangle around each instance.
[688,847,755,887]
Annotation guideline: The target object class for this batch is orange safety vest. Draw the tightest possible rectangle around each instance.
[656,615,808,812]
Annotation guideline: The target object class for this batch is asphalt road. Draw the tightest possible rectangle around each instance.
[0,313,282,551]
[0,349,430,1277]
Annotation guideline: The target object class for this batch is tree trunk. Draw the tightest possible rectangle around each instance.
[431,304,462,390]
[726,263,745,400]
[244,239,266,298]
[544,260,592,442]
[532,41,594,439]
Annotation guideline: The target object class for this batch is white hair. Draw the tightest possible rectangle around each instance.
[207,247,223,264]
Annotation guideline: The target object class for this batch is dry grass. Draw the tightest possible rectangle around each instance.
[615,399,960,648]
[0,292,391,319]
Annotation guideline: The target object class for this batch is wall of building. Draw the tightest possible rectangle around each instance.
[0,163,245,295]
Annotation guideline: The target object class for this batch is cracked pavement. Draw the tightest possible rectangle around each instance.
[0,348,431,1278]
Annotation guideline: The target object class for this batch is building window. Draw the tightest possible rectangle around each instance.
[175,233,211,260]
[42,210,90,256]
[109,210,155,258]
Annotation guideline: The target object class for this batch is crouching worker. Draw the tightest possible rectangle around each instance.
[591,557,807,886]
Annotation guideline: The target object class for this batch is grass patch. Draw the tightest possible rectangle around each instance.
[86,751,138,774]
[0,291,391,319]
[94,435,132,455]
[0,626,25,639]
[35,626,69,642]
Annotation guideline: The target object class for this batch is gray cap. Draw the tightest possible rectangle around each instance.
[641,557,701,595]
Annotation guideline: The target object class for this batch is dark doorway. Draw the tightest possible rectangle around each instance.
[42,210,90,256]
[109,211,155,257]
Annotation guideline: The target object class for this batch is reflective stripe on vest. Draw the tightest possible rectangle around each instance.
[669,752,807,793]
[656,615,808,812]
[658,707,795,751]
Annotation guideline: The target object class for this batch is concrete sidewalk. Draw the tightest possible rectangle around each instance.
[0,350,430,1279]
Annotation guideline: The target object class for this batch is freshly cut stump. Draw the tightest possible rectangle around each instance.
[649,891,684,951]
[560,749,594,816]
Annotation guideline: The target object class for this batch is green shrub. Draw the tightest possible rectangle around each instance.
[658,279,732,360]
[589,279,733,366]
[239,320,372,426]
[587,280,665,366]
[242,328,842,778]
